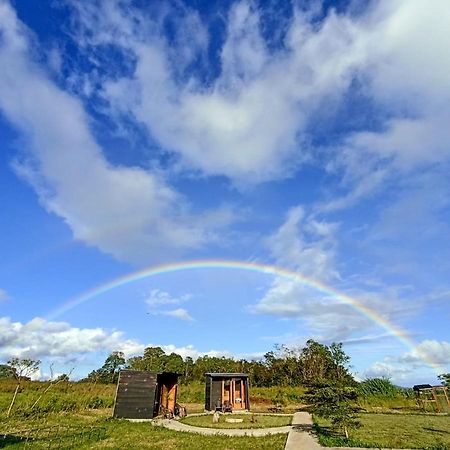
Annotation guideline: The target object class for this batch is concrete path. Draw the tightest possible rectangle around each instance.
[153,417,291,436]
[285,412,322,449]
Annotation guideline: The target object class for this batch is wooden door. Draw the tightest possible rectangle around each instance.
[233,379,244,409]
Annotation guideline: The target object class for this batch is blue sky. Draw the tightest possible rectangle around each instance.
[0,0,449,385]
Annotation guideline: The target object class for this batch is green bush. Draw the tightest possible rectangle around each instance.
[358,378,413,398]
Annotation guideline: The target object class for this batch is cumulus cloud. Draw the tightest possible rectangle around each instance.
[0,316,227,366]
[145,290,194,321]
[0,316,136,361]
[0,1,233,265]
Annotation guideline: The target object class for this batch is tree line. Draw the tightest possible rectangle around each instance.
[85,340,356,386]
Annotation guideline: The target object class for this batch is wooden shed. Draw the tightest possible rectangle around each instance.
[113,370,179,419]
[204,373,250,411]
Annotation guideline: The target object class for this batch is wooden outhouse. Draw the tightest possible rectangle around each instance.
[204,373,250,411]
[113,370,179,419]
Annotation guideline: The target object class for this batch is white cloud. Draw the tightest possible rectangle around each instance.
[403,340,450,368]
[2,0,450,264]
[70,0,369,183]
[362,340,450,384]
[0,1,233,265]
[251,205,418,341]
[145,290,194,321]
[265,205,339,280]
[251,206,370,340]
[0,316,227,367]
[85,0,450,188]
[363,361,412,381]
[160,308,194,322]
[145,289,191,308]
[0,316,135,361]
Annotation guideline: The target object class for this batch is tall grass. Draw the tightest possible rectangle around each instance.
[0,380,115,418]
[357,378,418,411]
[358,378,414,397]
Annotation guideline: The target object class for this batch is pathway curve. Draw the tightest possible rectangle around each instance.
[154,412,414,449]
[153,417,291,437]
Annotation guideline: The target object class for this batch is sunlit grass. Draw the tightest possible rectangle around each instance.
[314,412,450,449]
[0,411,288,450]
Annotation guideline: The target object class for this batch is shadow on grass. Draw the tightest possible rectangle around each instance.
[0,426,108,449]
[312,423,383,448]
[423,427,450,436]
[0,434,27,448]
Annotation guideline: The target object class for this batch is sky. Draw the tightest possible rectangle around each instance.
[0,0,449,385]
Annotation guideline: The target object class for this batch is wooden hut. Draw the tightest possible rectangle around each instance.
[204,373,250,411]
[113,370,179,419]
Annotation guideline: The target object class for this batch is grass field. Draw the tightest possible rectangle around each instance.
[0,410,288,449]
[0,380,115,416]
[2,380,449,449]
[180,413,292,429]
[314,412,450,449]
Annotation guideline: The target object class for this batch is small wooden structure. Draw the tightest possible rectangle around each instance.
[113,370,179,419]
[413,384,450,413]
[205,373,250,412]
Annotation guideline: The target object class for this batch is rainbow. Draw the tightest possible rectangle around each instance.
[47,259,443,372]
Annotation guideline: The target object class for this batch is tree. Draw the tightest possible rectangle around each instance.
[302,343,359,439]
[165,353,184,374]
[7,358,40,417]
[303,380,361,439]
[438,373,450,386]
[300,340,333,384]
[0,364,15,379]
[86,351,125,384]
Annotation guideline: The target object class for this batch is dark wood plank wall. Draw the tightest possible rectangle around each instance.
[244,378,250,410]
[113,370,157,419]
[205,376,212,410]
[211,379,222,410]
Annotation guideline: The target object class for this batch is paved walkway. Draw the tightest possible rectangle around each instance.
[285,412,322,449]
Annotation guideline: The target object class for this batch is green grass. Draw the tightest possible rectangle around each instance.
[314,412,450,449]
[3,380,449,449]
[0,411,288,449]
[180,413,292,429]
[250,385,305,403]
[0,380,115,416]
[177,381,205,403]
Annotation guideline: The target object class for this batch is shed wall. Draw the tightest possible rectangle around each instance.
[113,371,157,419]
